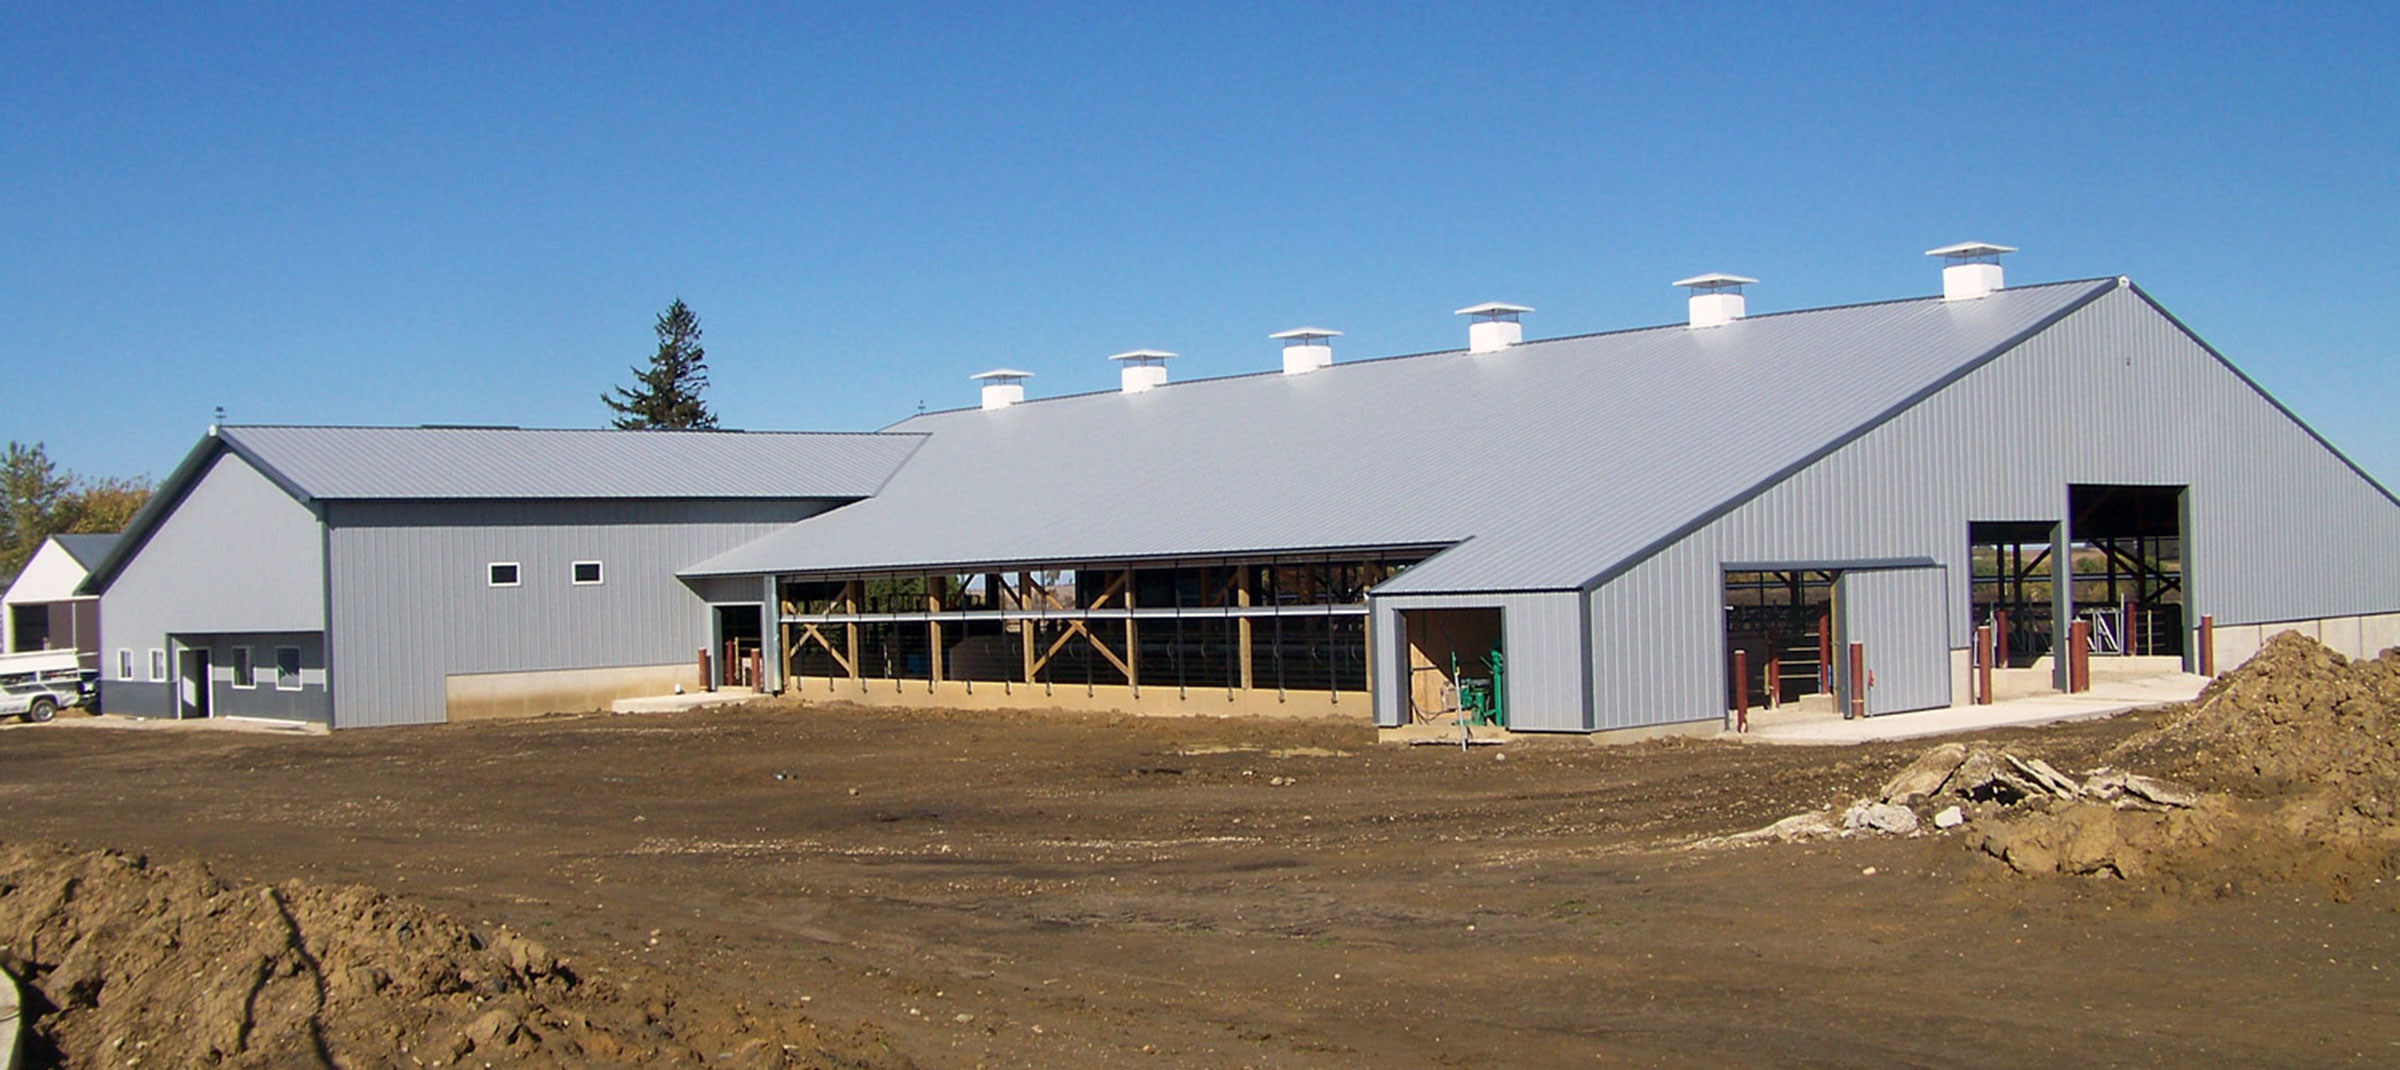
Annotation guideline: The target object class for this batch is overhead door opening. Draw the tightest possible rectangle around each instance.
[1722,570,1834,711]
[1401,608,1505,727]
[2069,484,2187,658]
[1969,520,2058,668]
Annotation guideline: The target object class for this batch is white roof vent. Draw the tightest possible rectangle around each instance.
[1108,349,1175,393]
[1454,302,1531,354]
[970,368,1032,410]
[1672,273,1757,329]
[1927,241,2016,301]
[1270,327,1341,375]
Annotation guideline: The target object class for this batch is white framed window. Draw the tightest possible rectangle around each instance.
[149,648,166,682]
[274,646,302,691]
[488,562,521,587]
[571,560,604,586]
[231,646,256,689]
[117,649,133,679]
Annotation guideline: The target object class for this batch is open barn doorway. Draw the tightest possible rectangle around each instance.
[2069,485,2187,659]
[1969,521,2059,668]
[1401,608,1505,727]
[714,604,763,689]
[1722,570,1835,712]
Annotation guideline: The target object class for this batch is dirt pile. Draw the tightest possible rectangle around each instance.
[0,842,894,1069]
[1970,632,2400,886]
[2117,630,2400,828]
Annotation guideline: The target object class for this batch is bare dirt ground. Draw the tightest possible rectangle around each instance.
[1,684,2396,1067]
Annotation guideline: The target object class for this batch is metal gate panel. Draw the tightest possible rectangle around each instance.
[1837,565,1951,716]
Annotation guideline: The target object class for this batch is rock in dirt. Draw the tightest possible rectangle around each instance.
[2084,769,2199,810]
[1841,801,1920,835]
[2007,754,2083,798]
[1879,743,1967,803]
[1933,805,1965,830]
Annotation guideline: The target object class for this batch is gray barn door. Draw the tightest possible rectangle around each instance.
[1836,566,1950,716]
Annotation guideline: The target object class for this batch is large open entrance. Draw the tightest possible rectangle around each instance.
[1722,570,1834,711]
[1968,521,2058,668]
[2068,484,2186,658]
[1400,608,1505,727]
[714,604,764,689]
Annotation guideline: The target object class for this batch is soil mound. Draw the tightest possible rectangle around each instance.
[1972,632,2400,889]
[0,842,895,1069]
[2116,631,2400,828]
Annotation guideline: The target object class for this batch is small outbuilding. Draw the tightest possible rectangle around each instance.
[3,533,116,666]
[80,425,921,726]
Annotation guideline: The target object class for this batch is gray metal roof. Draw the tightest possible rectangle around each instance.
[685,279,2117,593]
[50,533,120,569]
[219,425,925,501]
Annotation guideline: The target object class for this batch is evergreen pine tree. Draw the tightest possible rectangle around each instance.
[604,299,719,429]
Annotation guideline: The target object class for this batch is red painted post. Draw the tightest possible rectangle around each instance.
[748,649,762,690]
[1975,624,1994,705]
[2123,597,2138,657]
[1846,641,1867,720]
[1995,610,2010,668]
[1817,614,1832,693]
[1767,652,1782,708]
[2199,614,2216,676]
[1733,649,1750,733]
[2068,620,2091,693]
[699,648,715,693]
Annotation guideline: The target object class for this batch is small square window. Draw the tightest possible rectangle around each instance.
[275,647,302,691]
[231,646,256,688]
[488,562,521,587]
[117,649,133,679]
[149,648,166,681]
[572,560,603,585]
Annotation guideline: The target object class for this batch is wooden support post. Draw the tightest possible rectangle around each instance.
[1766,652,1781,708]
[1020,576,1038,684]
[1732,649,1749,733]
[843,581,860,685]
[748,649,762,691]
[1846,641,1866,720]
[1975,624,1994,705]
[1123,569,1139,694]
[2198,613,2215,676]
[1817,613,1833,693]
[927,583,944,685]
[1236,568,1254,691]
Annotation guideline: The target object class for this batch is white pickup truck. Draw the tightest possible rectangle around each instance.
[0,649,92,723]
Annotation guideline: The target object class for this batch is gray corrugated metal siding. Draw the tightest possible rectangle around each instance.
[1371,592,1589,731]
[1584,285,2400,728]
[325,499,836,728]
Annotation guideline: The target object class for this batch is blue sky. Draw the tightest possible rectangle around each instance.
[5,2,2396,485]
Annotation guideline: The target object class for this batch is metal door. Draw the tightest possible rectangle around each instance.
[1835,566,1951,716]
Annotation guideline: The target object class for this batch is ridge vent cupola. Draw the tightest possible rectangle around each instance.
[970,368,1033,410]
[1454,302,1532,354]
[1271,327,1341,375]
[1109,349,1175,393]
[1672,273,1758,328]
[1927,241,2016,301]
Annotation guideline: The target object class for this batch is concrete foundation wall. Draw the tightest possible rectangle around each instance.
[445,662,703,722]
[2209,611,2400,671]
[784,674,1360,720]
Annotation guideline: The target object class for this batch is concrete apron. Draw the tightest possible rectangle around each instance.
[609,688,760,715]
[1733,672,2209,746]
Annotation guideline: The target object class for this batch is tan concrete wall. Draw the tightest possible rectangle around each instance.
[445,662,702,722]
[2210,611,2400,672]
[783,674,1364,721]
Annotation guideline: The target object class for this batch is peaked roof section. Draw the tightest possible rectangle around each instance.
[217,425,924,501]
[81,425,926,596]
[687,279,2117,591]
[50,533,120,570]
